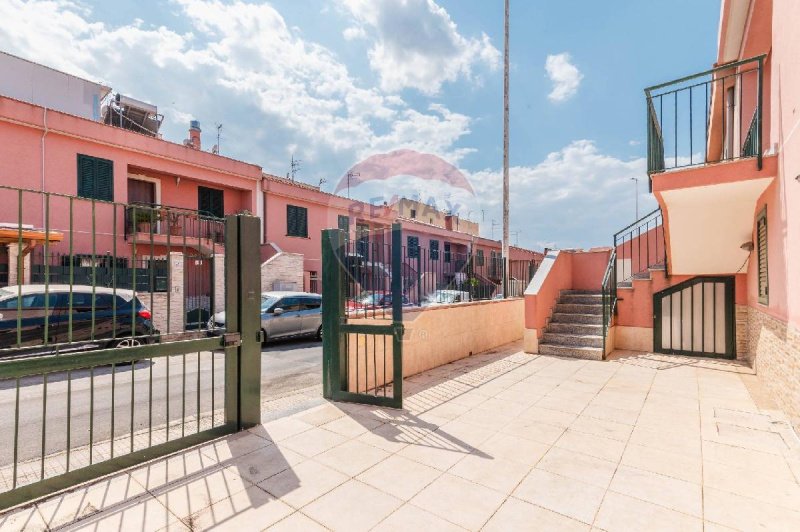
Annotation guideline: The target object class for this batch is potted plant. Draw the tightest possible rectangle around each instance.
[131,207,159,234]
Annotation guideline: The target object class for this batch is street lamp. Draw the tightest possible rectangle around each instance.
[501,0,510,298]
[631,177,639,220]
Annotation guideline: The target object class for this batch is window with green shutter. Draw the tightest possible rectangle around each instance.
[444,242,451,263]
[407,236,419,258]
[476,249,485,266]
[77,154,114,202]
[198,186,224,218]
[287,205,308,237]
[757,207,769,305]
[337,214,350,232]
[430,239,439,260]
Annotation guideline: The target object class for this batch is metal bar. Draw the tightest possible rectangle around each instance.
[644,55,766,93]
[689,87,693,165]
[43,193,50,345]
[130,362,135,454]
[12,379,20,489]
[89,367,94,464]
[66,370,72,472]
[16,189,22,348]
[757,56,764,169]
[112,205,117,339]
[110,363,116,458]
[40,374,48,480]
[91,200,96,342]
[68,196,74,343]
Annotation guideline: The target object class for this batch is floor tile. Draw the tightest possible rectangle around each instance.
[372,503,464,531]
[483,497,590,532]
[259,459,348,509]
[260,417,316,442]
[537,446,617,488]
[410,473,506,530]
[314,439,390,477]
[555,430,626,463]
[620,443,702,484]
[569,415,634,442]
[704,487,800,530]
[60,496,185,531]
[396,433,474,471]
[183,484,293,531]
[302,480,402,532]
[702,440,797,482]
[154,466,252,520]
[279,427,348,458]
[594,490,702,532]
[267,511,328,531]
[608,465,702,517]
[357,454,442,501]
[198,431,273,462]
[448,453,531,493]
[702,459,800,511]
[513,469,605,524]
[223,444,304,485]
[0,504,48,532]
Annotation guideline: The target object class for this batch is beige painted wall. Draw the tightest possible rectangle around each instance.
[345,298,525,393]
[612,326,653,352]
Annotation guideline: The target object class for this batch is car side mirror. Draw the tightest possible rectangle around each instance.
[273,307,284,315]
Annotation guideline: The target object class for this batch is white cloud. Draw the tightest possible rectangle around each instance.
[338,0,500,95]
[545,52,583,103]
[343,26,366,41]
[0,0,472,170]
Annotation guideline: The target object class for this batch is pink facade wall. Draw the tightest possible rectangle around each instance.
[0,95,261,258]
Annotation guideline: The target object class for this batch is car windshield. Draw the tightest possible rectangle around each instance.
[261,296,279,311]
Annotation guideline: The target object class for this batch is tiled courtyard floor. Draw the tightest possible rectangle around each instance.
[2,341,800,531]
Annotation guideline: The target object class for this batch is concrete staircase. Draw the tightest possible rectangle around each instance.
[539,290,604,360]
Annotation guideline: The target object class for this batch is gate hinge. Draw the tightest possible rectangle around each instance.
[393,323,405,342]
[223,332,242,347]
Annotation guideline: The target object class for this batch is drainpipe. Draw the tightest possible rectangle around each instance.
[257,175,265,244]
[41,107,48,226]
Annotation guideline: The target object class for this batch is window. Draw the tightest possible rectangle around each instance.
[77,154,114,202]
[444,242,451,263]
[198,186,224,218]
[407,236,419,259]
[410,209,416,219]
[301,296,322,310]
[275,297,302,312]
[430,239,440,260]
[476,249,485,266]
[757,207,769,304]
[337,215,349,232]
[287,205,308,237]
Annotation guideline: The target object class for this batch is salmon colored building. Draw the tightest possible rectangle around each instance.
[524,0,800,430]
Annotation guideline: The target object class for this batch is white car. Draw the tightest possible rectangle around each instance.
[422,290,471,306]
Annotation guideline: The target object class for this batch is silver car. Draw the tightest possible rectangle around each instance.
[210,291,323,343]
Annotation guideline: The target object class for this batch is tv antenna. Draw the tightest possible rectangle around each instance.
[510,230,520,247]
[318,177,327,188]
[346,171,360,198]
[290,155,302,181]
[491,219,500,240]
[213,123,222,154]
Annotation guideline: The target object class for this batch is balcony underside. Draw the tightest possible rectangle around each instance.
[129,232,221,256]
[653,157,775,275]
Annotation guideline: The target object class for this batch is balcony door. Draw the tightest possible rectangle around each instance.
[128,178,155,205]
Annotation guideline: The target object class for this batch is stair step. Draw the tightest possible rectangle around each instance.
[554,303,603,315]
[539,344,604,360]
[562,289,602,295]
[547,322,603,335]
[542,332,603,348]
[559,294,603,305]
[551,312,603,325]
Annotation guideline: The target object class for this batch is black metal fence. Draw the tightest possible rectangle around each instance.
[124,203,225,244]
[30,251,169,292]
[614,208,667,285]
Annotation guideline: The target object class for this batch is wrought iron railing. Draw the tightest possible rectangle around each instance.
[124,202,225,244]
[614,208,667,285]
[645,55,765,176]
[601,249,617,355]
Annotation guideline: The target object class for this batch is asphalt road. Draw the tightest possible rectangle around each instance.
[0,339,323,468]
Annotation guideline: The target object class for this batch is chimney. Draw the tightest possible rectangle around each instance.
[188,120,201,150]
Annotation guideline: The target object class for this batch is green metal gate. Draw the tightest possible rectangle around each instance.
[653,276,735,358]
[322,224,404,408]
[0,186,261,510]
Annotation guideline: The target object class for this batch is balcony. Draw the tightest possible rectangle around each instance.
[124,203,225,255]
[646,55,765,177]
[644,56,776,275]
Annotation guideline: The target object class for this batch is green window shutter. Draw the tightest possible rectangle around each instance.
[430,239,439,260]
[476,249,485,266]
[444,242,451,263]
[338,215,349,232]
[757,208,769,304]
[198,186,224,218]
[77,154,114,201]
[287,205,308,237]
[407,236,419,258]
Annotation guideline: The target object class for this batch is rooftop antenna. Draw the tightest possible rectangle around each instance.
[318,177,327,189]
[214,123,222,154]
[346,171,360,199]
[491,219,500,240]
[511,230,520,247]
[290,155,302,181]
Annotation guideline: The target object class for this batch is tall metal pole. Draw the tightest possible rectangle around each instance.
[502,0,510,297]
[631,177,639,220]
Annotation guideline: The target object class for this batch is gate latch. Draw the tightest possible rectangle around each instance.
[223,332,242,347]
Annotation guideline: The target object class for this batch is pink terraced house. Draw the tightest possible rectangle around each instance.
[525,0,800,430]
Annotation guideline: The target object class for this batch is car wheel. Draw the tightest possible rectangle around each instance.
[261,328,269,346]
[114,338,143,348]
[316,325,323,341]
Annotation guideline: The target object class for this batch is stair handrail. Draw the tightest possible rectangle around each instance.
[601,249,617,356]
[613,208,667,285]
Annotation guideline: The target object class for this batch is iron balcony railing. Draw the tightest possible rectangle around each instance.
[645,55,765,177]
[124,202,225,244]
[614,208,667,285]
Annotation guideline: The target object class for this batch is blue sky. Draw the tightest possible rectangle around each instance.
[0,0,720,249]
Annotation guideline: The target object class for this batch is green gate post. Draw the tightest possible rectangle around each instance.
[322,228,346,399]
[225,214,262,429]
[390,223,403,406]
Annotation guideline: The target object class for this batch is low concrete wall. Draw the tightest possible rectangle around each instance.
[345,298,525,393]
